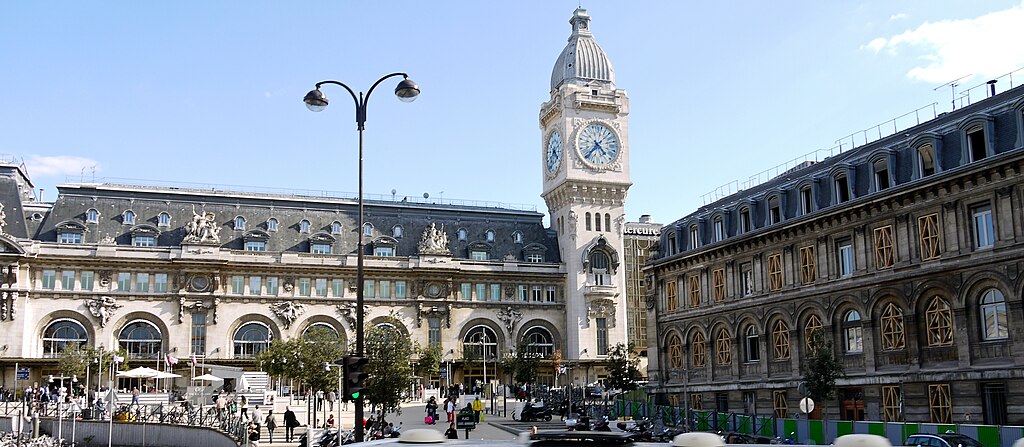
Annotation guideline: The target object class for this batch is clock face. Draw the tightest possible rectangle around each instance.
[577,123,619,166]
[546,130,563,173]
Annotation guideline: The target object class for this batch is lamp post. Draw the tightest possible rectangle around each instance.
[479,334,489,398]
[304,73,419,442]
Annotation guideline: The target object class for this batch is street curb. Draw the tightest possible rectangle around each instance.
[488,422,527,436]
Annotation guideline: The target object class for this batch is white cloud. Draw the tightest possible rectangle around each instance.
[25,155,101,177]
[866,2,1024,83]
[888,13,909,21]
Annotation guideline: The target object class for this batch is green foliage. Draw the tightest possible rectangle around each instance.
[414,344,443,380]
[604,343,643,392]
[58,345,122,378]
[255,327,347,392]
[364,325,413,411]
[800,331,845,403]
[502,341,540,385]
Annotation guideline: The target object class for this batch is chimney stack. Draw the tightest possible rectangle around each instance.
[987,79,998,98]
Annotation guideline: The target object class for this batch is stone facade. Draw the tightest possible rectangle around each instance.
[646,87,1024,425]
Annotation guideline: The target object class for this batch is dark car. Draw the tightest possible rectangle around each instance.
[906,433,983,447]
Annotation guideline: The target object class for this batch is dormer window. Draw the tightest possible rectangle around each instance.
[835,175,850,203]
[234,216,246,231]
[799,187,813,215]
[122,210,136,225]
[768,196,781,225]
[873,158,891,191]
[363,223,373,236]
[392,225,403,239]
[267,218,279,232]
[299,220,311,234]
[485,230,495,243]
[713,218,725,242]
[689,225,699,249]
[130,225,159,247]
[513,231,523,244]
[331,221,342,235]
[739,208,751,234]
[458,228,467,242]
[86,209,99,224]
[371,237,397,257]
[918,144,936,177]
[666,232,677,255]
[56,221,86,244]
[243,230,270,252]
[309,233,335,254]
[158,212,171,227]
[967,126,988,162]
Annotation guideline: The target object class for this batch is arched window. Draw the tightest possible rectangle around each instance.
[119,320,161,359]
[513,231,523,244]
[158,212,171,227]
[772,320,790,360]
[917,144,936,177]
[299,220,311,234]
[267,218,279,232]
[744,326,760,362]
[804,314,822,354]
[463,325,498,360]
[715,329,732,365]
[843,310,863,353]
[879,302,906,351]
[42,319,88,358]
[458,228,467,242]
[589,250,611,285]
[485,230,495,243]
[392,225,403,239]
[523,326,554,358]
[980,289,1008,340]
[86,209,100,224]
[925,297,954,347]
[375,322,397,331]
[234,322,271,359]
[331,221,342,235]
[605,214,611,233]
[234,216,246,231]
[302,323,340,340]
[667,334,683,369]
[363,223,373,236]
[691,331,707,368]
[122,210,136,225]
[586,213,592,231]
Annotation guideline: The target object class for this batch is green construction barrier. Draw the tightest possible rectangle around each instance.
[696,410,711,431]
[759,417,774,437]
[836,421,853,437]
[809,419,823,445]
[718,412,730,430]
[736,415,752,433]
[976,425,1000,447]
[867,422,885,437]
[784,418,798,440]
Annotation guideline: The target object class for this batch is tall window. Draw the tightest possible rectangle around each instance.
[332,279,344,297]
[158,212,170,227]
[299,220,311,233]
[837,239,854,277]
[117,272,131,291]
[315,278,328,297]
[396,280,407,299]
[136,273,149,293]
[267,218,279,232]
[476,283,486,302]
[835,175,850,203]
[712,268,725,303]
[800,187,813,215]
[772,320,790,360]
[80,271,94,291]
[531,286,543,302]
[364,280,375,298]
[331,222,342,235]
[42,320,88,357]
[486,230,495,243]
[458,228,467,241]
[122,210,135,225]
[929,383,952,423]
[298,278,311,296]
[768,196,781,224]
[524,327,554,358]
[233,322,270,358]
[773,391,789,418]
[545,286,557,302]
[739,208,751,233]
[392,225,403,238]
[873,158,891,191]
[267,277,279,295]
[879,302,906,351]
[713,218,725,242]
[605,214,611,232]
[918,213,941,260]
[715,329,732,365]
[154,273,167,293]
[874,225,895,269]
[972,204,995,249]
[744,326,760,362]
[379,280,391,298]
[882,385,902,422]
[363,223,373,236]
[665,279,678,311]
[461,283,472,301]
[61,271,75,290]
[234,216,246,231]
[804,314,823,354]
[967,126,988,162]
[249,276,262,296]
[689,226,699,249]
[800,245,816,284]
[119,320,161,359]
[490,283,501,301]
[668,334,683,369]
[688,275,701,308]
[843,310,863,353]
[767,253,783,291]
[596,318,608,355]
[980,289,1008,340]
[595,213,601,231]
[86,209,99,223]
[231,275,244,294]
[586,213,592,231]
[925,297,954,347]
[590,251,611,285]
[917,144,936,177]
[191,312,207,355]
[428,317,442,347]
[740,263,753,296]
[691,332,707,367]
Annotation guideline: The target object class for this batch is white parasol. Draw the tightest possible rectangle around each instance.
[116,367,161,378]
[192,374,224,382]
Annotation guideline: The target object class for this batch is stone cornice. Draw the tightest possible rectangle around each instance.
[543,180,632,212]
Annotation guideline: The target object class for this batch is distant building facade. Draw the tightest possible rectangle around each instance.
[624,215,660,367]
[646,86,1024,424]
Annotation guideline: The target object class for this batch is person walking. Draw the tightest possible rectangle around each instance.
[131,387,140,406]
[284,407,299,442]
[471,395,483,423]
[445,398,455,423]
[250,404,263,430]
[327,391,336,412]
[425,396,438,423]
[215,394,227,420]
[240,395,249,420]
[264,410,278,443]
[444,423,458,440]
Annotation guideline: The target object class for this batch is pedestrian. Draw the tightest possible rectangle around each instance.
[250,404,263,429]
[315,390,324,411]
[283,407,299,442]
[327,390,336,411]
[326,414,335,429]
[471,395,483,423]
[215,394,227,420]
[445,398,455,423]
[444,423,458,440]
[240,395,249,420]
[425,396,438,423]
[264,410,278,443]
[247,420,260,447]
[131,387,140,406]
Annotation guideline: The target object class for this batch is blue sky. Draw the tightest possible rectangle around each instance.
[2,1,1022,226]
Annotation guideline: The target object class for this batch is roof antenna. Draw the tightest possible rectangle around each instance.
[934,74,972,111]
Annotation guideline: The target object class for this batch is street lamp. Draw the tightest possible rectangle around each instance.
[304,73,419,442]
[479,335,489,398]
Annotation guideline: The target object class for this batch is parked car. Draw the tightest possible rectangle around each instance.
[906,432,983,447]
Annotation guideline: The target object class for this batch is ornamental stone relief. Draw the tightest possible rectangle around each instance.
[587,298,616,328]
[417,223,451,255]
[416,303,452,328]
[85,296,122,328]
[270,301,305,329]
[183,207,221,244]
[496,306,523,335]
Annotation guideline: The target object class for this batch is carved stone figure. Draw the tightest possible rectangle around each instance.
[496,306,523,335]
[184,206,221,244]
[335,302,357,329]
[85,296,122,328]
[270,301,305,329]
[587,298,616,328]
[417,223,451,255]
[0,203,7,235]
[568,211,578,240]
[416,303,452,328]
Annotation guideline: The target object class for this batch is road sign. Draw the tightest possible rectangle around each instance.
[456,413,476,430]
[16,367,29,380]
[440,371,447,379]
[799,397,815,414]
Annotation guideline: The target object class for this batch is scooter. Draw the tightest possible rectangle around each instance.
[514,402,553,422]
[593,416,612,432]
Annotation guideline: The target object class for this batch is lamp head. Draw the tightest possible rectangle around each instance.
[395,78,420,103]
[304,88,328,112]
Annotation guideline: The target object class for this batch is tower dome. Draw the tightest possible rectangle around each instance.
[550,8,616,91]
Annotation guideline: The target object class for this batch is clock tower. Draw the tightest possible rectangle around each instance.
[541,8,631,368]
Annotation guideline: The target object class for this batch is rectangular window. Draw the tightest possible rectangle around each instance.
[800,245,816,285]
[800,188,813,215]
[332,279,345,297]
[741,263,753,296]
[546,286,557,302]
[767,253,783,291]
[249,276,261,296]
[380,280,392,298]
[715,392,729,412]
[875,163,890,191]
[713,219,725,242]
[982,383,1008,425]
[267,277,279,296]
[470,251,488,261]
[881,385,902,422]
[712,268,726,303]
[526,253,544,263]
[769,203,781,225]
[135,273,149,293]
[133,235,156,247]
[61,271,75,290]
[461,283,472,300]
[688,275,701,307]
[396,280,407,299]
[476,284,486,301]
[153,273,167,293]
[918,144,936,177]
[596,318,608,355]
[315,278,328,297]
[231,275,244,294]
[58,232,82,244]
[918,213,941,260]
[532,286,543,302]
[245,241,267,252]
[739,210,751,233]
[428,317,442,347]
[665,279,678,311]
[691,394,704,411]
[928,383,952,423]
[835,176,850,203]
[972,204,995,248]
[80,271,94,291]
[311,243,331,254]
[117,272,131,291]
[874,225,895,269]
[518,285,527,302]
[968,128,987,161]
[299,278,311,296]
[490,284,501,301]
[837,239,854,277]
[364,279,375,298]
[373,247,394,257]
[689,227,699,249]
[191,312,207,355]
[773,391,789,419]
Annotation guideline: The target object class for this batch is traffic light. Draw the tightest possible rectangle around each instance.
[342,355,368,401]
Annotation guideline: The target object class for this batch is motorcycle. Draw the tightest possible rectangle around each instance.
[617,419,656,441]
[593,416,611,432]
[566,415,590,431]
[513,402,553,422]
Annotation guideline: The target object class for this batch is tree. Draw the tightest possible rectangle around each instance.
[414,344,443,382]
[501,341,540,386]
[800,331,845,417]
[58,345,122,381]
[604,343,643,392]
[256,327,348,393]
[364,325,413,411]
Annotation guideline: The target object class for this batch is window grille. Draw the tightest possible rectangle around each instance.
[799,245,816,284]
[874,225,895,269]
[712,268,726,303]
[688,275,701,307]
[716,329,732,365]
[767,253,783,291]
[880,302,906,351]
[691,332,707,368]
[928,383,952,423]
[772,320,790,360]
[918,213,941,260]
[925,297,954,347]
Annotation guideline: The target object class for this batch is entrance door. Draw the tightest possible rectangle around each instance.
[841,388,865,421]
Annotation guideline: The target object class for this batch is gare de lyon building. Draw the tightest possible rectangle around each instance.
[645,82,1024,425]
[0,8,655,396]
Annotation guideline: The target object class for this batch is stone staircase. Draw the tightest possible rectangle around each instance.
[239,371,270,405]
